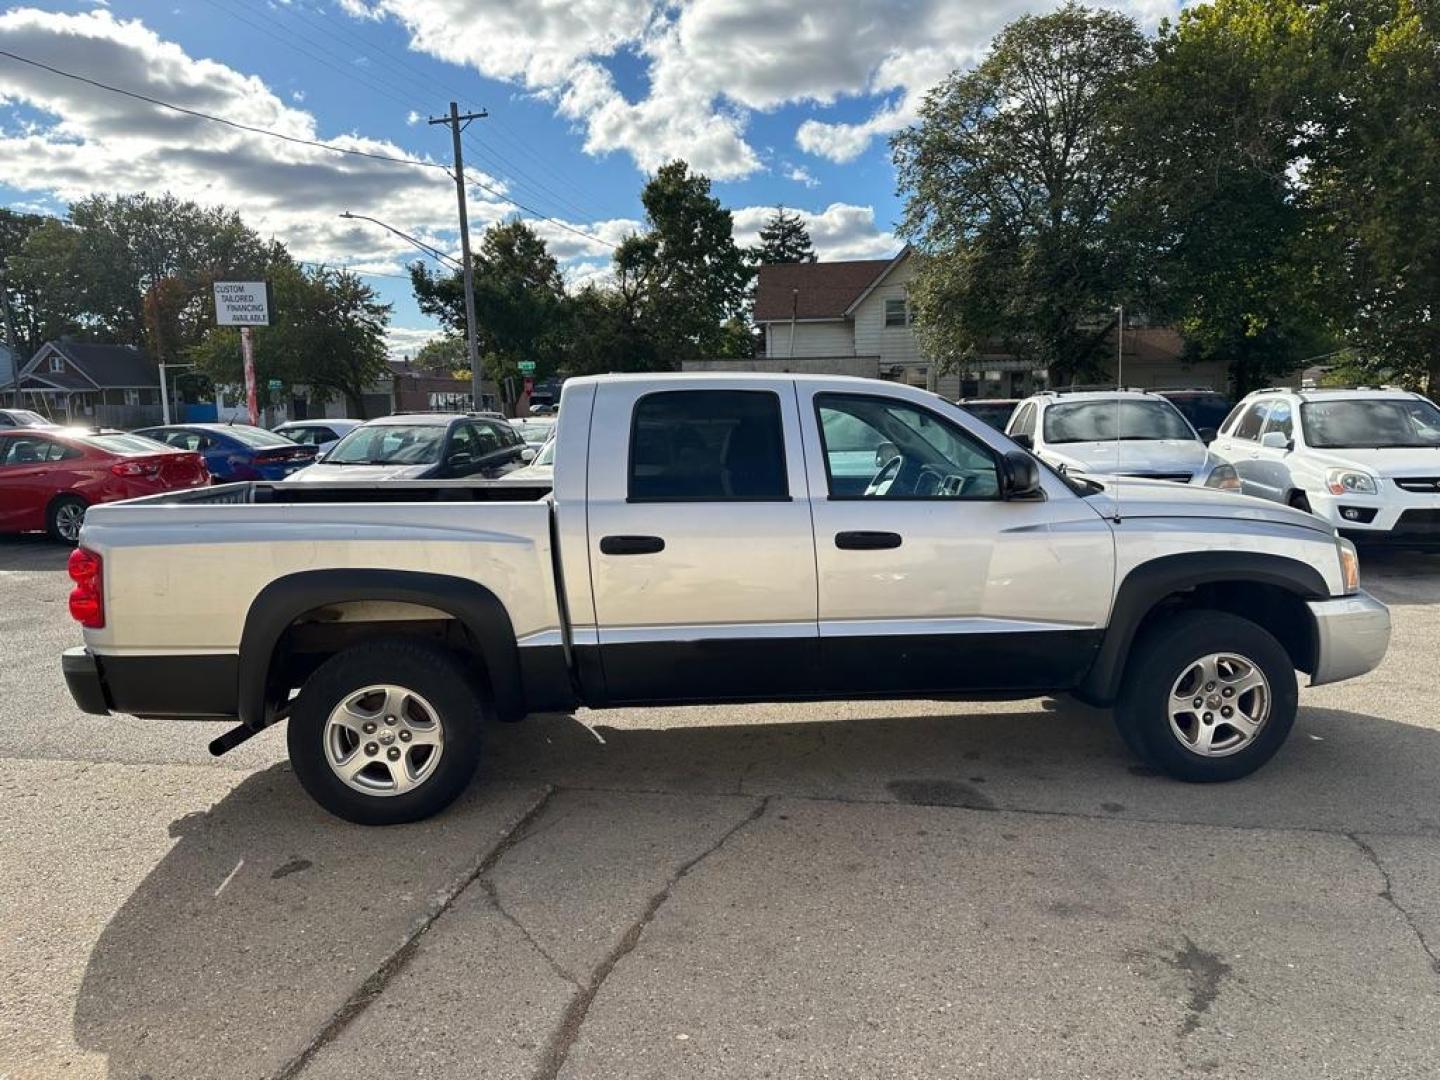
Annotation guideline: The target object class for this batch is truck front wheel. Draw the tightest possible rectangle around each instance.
[287,639,487,825]
[1115,611,1298,782]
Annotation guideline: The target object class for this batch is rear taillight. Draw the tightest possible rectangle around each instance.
[111,460,160,478]
[67,547,104,628]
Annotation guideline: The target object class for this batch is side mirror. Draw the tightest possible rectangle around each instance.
[1259,431,1291,451]
[999,449,1042,500]
[1009,432,1033,451]
[447,452,473,470]
[874,441,899,468]
[520,446,537,463]
[1197,427,1218,445]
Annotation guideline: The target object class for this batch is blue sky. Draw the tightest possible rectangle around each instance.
[0,0,1176,353]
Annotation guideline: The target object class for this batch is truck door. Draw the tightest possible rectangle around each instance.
[586,380,819,703]
[796,386,1114,697]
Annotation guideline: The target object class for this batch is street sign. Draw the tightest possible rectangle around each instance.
[213,281,272,327]
[517,360,536,374]
[267,379,283,391]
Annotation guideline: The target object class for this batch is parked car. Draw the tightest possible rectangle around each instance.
[0,427,207,542]
[284,413,526,482]
[0,407,60,429]
[1208,387,1440,545]
[498,429,555,484]
[509,417,556,459]
[956,398,1020,431]
[1154,389,1234,443]
[133,423,317,482]
[62,374,1386,825]
[272,419,365,455]
[1006,389,1241,490]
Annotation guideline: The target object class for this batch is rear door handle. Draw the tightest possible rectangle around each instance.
[835,530,902,550]
[600,534,665,556]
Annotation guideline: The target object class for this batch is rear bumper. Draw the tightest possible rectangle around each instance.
[1307,591,1391,686]
[61,647,240,719]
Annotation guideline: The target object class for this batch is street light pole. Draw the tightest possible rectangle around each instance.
[429,102,488,412]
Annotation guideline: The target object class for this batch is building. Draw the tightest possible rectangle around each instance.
[709,250,1225,398]
[17,340,164,426]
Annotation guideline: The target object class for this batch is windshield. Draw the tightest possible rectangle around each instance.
[6,409,49,426]
[78,432,175,456]
[326,423,446,464]
[959,402,1017,430]
[1301,399,1440,449]
[513,421,554,442]
[534,436,556,466]
[1043,400,1196,443]
[1163,394,1233,431]
[222,426,297,449]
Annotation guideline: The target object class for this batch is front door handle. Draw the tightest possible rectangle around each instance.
[600,534,665,556]
[835,530,902,550]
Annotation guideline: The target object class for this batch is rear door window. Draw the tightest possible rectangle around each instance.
[1231,402,1270,441]
[629,390,788,501]
[1262,400,1293,441]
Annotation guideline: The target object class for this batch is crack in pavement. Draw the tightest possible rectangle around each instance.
[480,876,583,989]
[270,785,559,1080]
[533,795,771,1080]
[1347,832,1440,976]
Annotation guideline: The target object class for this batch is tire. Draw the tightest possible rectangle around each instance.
[46,495,88,545]
[287,638,487,825]
[1114,610,1298,782]
[1288,491,1312,514]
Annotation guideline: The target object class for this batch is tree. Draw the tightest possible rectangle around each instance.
[614,161,753,364]
[0,211,82,356]
[412,220,568,407]
[755,206,816,264]
[892,4,1150,384]
[411,334,467,377]
[1128,0,1333,393]
[1306,0,1440,389]
[194,257,391,417]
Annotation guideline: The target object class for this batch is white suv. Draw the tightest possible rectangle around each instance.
[1210,387,1440,544]
[1006,390,1240,490]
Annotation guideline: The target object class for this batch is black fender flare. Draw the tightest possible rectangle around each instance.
[1076,551,1329,706]
[238,569,523,726]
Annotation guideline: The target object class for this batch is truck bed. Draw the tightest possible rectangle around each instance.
[126,477,555,506]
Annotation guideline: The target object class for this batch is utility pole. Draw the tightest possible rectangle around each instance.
[429,101,487,412]
[0,270,21,406]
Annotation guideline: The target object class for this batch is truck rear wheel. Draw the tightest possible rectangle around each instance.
[287,639,487,825]
[1115,611,1297,782]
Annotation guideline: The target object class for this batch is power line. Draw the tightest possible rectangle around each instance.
[0,48,449,173]
[461,168,611,248]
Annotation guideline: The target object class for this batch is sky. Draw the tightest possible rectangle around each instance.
[0,0,1180,357]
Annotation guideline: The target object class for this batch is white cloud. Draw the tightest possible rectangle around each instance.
[526,214,641,261]
[0,8,516,273]
[732,202,896,262]
[354,1,1180,175]
[386,324,444,358]
[785,165,819,189]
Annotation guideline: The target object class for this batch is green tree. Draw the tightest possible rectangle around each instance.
[1306,0,1440,389]
[0,211,82,356]
[1130,0,1332,393]
[755,206,816,264]
[411,220,568,406]
[615,160,753,364]
[194,257,391,417]
[411,333,467,377]
[892,4,1150,384]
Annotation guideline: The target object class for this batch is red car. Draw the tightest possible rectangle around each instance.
[0,428,210,543]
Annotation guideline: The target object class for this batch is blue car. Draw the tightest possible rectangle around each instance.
[133,423,318,482]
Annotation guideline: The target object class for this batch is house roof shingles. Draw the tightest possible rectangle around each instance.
[44,341,158,388]
[753,259,895,322]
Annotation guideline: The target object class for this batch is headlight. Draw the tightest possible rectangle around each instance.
[1205,463,1241,491]
[1326,469,1377,496]
[1337,536,1360,595]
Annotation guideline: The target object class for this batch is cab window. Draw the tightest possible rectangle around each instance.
[816,394,999,499]
[628,390,788,501]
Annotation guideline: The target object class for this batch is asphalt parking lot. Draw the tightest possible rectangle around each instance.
[2,535,1439,1079]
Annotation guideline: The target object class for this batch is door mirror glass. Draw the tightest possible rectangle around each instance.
[873,441,898,468]
[1197,426,1218,445]
[1260,431,1290,450]
[999,449,1042,499]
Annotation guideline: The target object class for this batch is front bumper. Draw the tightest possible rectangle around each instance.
[1307,591,1391,686]
[63,646,110,715]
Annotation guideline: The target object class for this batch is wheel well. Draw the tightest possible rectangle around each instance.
[1130,582,1316,676]
[267,601,491,715]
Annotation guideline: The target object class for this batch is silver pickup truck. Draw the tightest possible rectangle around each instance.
[62,374,1391,824]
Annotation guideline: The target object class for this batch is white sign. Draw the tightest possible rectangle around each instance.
[213,280,271,326]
